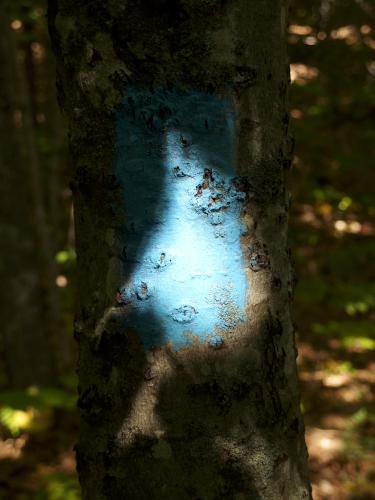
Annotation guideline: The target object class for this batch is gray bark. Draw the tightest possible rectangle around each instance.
[49,0,311,498]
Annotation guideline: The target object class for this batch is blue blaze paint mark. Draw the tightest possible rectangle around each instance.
[114,87,248,350]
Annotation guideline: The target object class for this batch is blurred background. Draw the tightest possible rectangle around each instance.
[0,1,374,499]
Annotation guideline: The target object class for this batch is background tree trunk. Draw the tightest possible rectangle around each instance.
[49,0,312,498]
[0,5,60,387]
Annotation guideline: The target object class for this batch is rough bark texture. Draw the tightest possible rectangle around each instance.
[49,0,312,498]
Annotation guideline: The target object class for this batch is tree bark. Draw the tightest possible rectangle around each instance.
[49,1,311,498]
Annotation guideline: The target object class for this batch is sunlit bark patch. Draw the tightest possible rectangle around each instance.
[115,87,248,350]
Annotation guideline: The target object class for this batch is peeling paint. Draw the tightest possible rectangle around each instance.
[208,335,224,348]
[171,305,198,324]
[114,87,248,349]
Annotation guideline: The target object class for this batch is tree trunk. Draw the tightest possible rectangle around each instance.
[49,1,311,498]
[0,5,59,387]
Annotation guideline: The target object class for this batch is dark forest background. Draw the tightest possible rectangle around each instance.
[0,1,374,499]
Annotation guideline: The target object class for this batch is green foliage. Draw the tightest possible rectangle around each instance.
[345,295,375,316]
[312,320,374,345]
[33,472,80,500]
[0,386,76,411]
[0,406,33,435]
[341,336,375,351]
[0,386,76,435]
[55,249,76,265]
[325,360,356,375]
